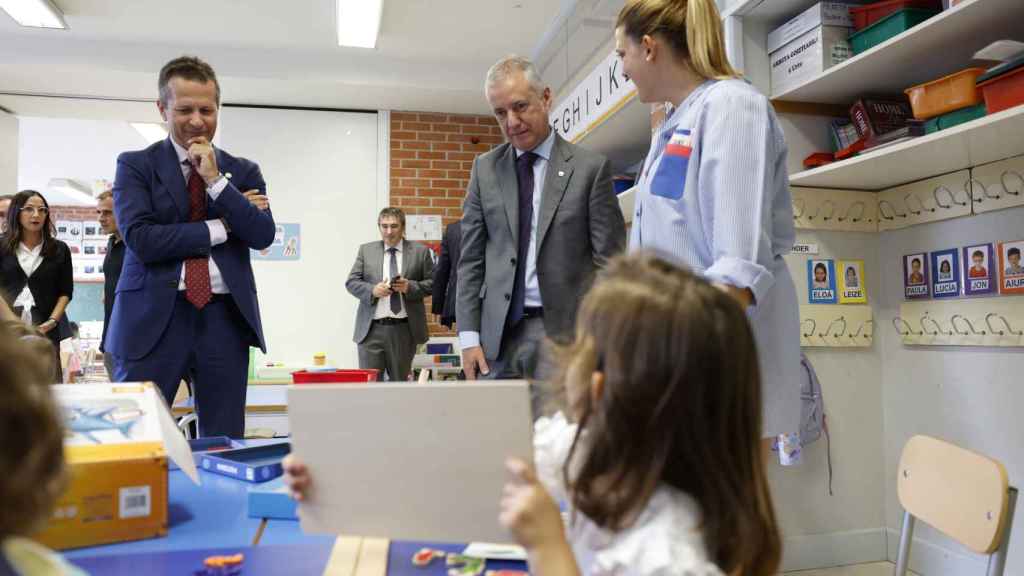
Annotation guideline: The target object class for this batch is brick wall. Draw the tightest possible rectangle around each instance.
[389,111,503,336]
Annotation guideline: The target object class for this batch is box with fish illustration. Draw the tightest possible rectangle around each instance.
[33,383,199,550]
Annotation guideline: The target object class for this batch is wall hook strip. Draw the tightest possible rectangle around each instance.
[792,197,806,218]
[801,318,817,338]
[932,185,955,209]
[951,314,986,336]
[839,201,866,223]
[920,315,947,336]
[819,316,847,338]
[968,177,989,204]
[878,199,906,220]
[986,313,1023,336]
[820,199,837,222]
[893,317,917,336]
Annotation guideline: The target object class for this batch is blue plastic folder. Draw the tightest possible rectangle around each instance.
[199,443,291,483]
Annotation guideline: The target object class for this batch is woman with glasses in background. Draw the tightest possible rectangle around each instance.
[1,190,73,380]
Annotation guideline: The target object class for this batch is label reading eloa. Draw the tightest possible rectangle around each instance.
[792,243,820,255]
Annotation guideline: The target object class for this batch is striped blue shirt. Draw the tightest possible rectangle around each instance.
[630,79,801,437]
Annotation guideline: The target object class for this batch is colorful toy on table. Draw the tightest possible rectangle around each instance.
[195,553,244,576]
[446,554,486,576]
[413,548,448,566]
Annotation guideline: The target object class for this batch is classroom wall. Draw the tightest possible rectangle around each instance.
[878,205,1024,576]
[777,230,888,571]
[389,111,503,336]
[0,110,16,194]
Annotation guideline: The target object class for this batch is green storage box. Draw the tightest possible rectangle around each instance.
[924,103,987,134]
[849,8,939,54]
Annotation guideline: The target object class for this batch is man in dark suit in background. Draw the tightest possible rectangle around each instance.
[432,220,461,329]
[108,56,275,437]
[95,189,125,379]
[457,56,626,380]
[347,207,434,381]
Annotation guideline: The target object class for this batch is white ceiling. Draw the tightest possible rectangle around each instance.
[0,0,572,120]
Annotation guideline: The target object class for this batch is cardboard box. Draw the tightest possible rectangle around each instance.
[767,2,859,53]
[34,383,198,550]
[770,25,853,96]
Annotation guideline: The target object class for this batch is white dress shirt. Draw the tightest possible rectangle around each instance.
[459,129,555,350]
[169,138,230,294]
[374,241,408,320]
[13,242,43,312]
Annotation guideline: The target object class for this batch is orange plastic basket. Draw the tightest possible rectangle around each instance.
[904,68,987,120]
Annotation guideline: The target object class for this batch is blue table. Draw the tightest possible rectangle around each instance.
[62,440,527,575]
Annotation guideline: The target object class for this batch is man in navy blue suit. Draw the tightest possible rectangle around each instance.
[108,56,275,437]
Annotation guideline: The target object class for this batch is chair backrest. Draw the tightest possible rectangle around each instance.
[897,435,1010,554]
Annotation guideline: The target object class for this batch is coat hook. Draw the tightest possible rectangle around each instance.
[878,200,906,221]
[920,315,948,336]
[838,201,867,223]
[820,200,837,222]
[820,316,847,338]
[849,318,873,339]
[792,198,806,219]
[801,318,817,338]
[986,313,1023,336]
[933,186,955,209]
[968,177,989,204]
[893,317,917,336]
[904,193,933,215]
[1001,170,1022,197]
[951,314,986,336]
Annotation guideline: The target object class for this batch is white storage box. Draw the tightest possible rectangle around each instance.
[767,2,858,53]
[770,25,852,96]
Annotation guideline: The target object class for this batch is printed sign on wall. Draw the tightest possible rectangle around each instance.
[930,248,961,299]
[252,224,300,261]
[807,259,838,304]
[838,259,867,303]
[999,239,1024,294]
[903,252,930,300]
[963,243,996,296]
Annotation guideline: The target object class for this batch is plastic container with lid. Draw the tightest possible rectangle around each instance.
[977,54,1024,115]
[849,8,939,54]
[850,0,942,31]
[904,68,987,120]
[292,369,380,384]
[923,104,987,134]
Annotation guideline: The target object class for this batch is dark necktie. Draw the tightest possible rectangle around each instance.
[388,247,401,314]
[508,151,539,327]
[184,162,212,309]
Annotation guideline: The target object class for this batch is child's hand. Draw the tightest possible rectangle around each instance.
[282,455,312,501]
[499,457,565,550]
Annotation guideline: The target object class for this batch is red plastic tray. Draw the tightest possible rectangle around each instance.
[850,0,942,30]
[291,369,380,384]
[978,63,1024,115]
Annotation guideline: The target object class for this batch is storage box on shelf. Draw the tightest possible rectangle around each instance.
[767,2,856,95]
[904,67,986,120]
[848,8,940,54]
[977,53,1024,114]
[849,0,942,30]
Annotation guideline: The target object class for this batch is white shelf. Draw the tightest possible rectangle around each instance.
[772,0,1024,103]
[722,0,817,23]
[788,104,1024,190]
[574,93,651,172]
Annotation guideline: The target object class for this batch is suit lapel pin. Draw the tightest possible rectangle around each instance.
[225,172,232,179]
[558,170,565,177]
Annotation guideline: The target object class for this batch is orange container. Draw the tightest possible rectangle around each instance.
[978,63,1024,115]
[904,68,987,120]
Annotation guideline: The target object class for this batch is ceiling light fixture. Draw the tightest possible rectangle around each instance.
[337,0,383,49]
[130,122,168,145]
[0,0,67,29]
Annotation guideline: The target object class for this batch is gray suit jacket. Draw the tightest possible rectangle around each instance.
[457,133,626,360]
[346,239,434,345]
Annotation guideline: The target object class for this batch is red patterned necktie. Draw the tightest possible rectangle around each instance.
[185,162,212,309]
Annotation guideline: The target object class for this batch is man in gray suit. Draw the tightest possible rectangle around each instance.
[457,56,626,380]
[346,207,434,381]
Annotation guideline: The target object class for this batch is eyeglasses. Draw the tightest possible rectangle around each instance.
[20,207,49,216]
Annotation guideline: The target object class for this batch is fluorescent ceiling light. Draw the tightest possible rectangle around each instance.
[0,0,67,29]
[47,178,97,206]
[337,0,383,48]
[131,122,167,145]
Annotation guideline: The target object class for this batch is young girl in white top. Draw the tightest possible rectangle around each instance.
[498,254,781,576]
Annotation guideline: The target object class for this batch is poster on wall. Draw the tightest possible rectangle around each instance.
[56,220,84,255]
[81,239,108,258]
[807,259,837,304]
[930,249,961,299]
[837,259,867,304]
[962,243,996,296]
[252,223,300,261]
[82,220,104,241]
[406,215,443,241]
[75,257,104,282]
[998,239,1024,295]
[903,252,930,300]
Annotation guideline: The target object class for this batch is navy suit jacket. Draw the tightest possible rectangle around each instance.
[107,138,276,360]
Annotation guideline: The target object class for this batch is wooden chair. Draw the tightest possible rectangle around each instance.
[895,435,1018,575]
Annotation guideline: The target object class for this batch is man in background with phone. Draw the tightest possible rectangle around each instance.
[346,207,434,381]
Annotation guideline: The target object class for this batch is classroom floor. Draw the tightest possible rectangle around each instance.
[785,562,916,575]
